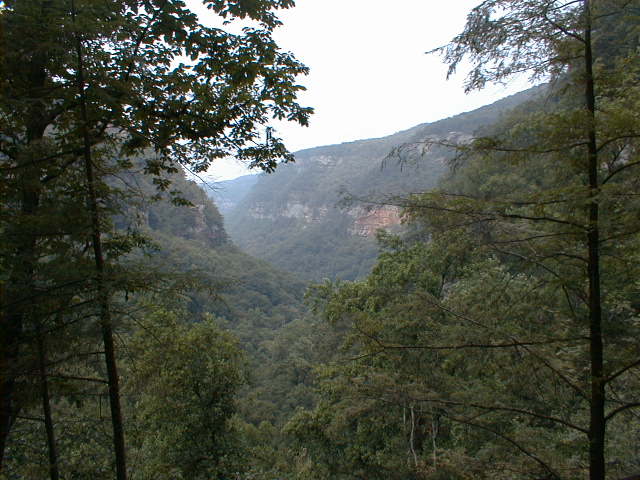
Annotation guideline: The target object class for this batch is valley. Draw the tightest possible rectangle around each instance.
[215,87,543,282]
[2,1,639,479]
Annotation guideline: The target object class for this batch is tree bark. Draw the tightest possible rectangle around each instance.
[0,0,49,464]
[71,3,128,478]
[36,323,60,480]
[583,2,606,479]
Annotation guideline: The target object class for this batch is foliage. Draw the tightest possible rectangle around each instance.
[126,309,247,480]
[0,0,311,474]
[1,0,312,173]
[4,1,640,478]
[282,2,640,479]
[0,160,319,477]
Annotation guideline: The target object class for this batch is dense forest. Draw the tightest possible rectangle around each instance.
[1,0,640,479]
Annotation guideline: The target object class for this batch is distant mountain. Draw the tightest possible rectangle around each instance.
[200,173,259,216]
[225,86,546,282]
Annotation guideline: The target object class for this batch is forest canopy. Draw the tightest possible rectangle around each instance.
[0,0,310,477]
[284,1,640,479]
[1,0,639,479]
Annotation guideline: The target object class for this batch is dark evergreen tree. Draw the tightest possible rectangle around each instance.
[0,0,311,474]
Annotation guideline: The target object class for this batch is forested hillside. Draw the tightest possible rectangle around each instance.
[2,0,639,479]
[0,153,316,478]
[266,2,640,479]
[226,86,544,281]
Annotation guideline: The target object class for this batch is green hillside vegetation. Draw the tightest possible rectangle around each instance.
[272,2,640,479]
[0,0,312,477]
[133,172,318,427]
[0,161,319,478]
[2,0,640,479]
[226,86,545,282]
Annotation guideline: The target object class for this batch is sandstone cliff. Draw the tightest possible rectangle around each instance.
[223,87,544,281]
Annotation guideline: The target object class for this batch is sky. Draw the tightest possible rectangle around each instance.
[197,0,533,181]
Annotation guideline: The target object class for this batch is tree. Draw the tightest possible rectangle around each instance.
[296,2,640,478]
[0,0,311,474]
[125,310,246,480]
[427,2,640,478]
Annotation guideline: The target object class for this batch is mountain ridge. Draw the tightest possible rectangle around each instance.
[224,85,547,282]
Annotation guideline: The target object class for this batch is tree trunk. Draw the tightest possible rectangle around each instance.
[0,0,49,462]
[1,153,42,473]
[36,323,60,480]
[71,3,128,478]
[583,2,606,479]
[0,312,21,472]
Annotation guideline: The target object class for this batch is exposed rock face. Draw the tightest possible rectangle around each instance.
[144,176,228,248]
[225,87,545,281]
[250,201,330,224]
[348,206,402,237]
[248,202,271,220]
[283,202,313,221]
[189,203,226,245]
[192,204,209,234]
[314,155,340,166]
[250,200,400,237]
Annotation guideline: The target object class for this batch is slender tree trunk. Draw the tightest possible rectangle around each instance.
[431,412,438,469]
[71,3,128,478]
[409,405,418,468]
[36,323,60,480]
[583,2,606,479]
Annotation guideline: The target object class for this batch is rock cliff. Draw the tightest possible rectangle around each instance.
[223,86,545,281]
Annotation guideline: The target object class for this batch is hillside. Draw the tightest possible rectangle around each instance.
[125,169,306,326]
[202,174,260,216]
[225,86,545,281]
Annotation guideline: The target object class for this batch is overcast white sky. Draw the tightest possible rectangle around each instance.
[199,0,532,181]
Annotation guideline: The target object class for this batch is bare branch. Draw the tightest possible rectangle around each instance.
[443,412,564,479]
[605,402,640,422]
[413,396,588,434]
[605,358,640,385]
